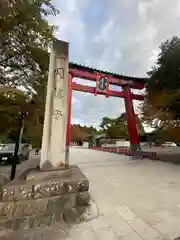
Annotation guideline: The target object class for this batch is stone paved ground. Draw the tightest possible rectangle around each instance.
[142,146,180,153]
[68,148,180,240]
[1,148,180,239]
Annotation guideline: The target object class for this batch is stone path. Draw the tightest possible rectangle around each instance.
[67,148,180,240]
[141,146,180,153]
[2,148,180,239]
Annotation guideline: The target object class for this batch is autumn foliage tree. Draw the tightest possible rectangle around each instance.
[70,125,96,143]
[141,36,180,142]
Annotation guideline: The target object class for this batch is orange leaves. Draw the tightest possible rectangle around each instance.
[70,125,89,142]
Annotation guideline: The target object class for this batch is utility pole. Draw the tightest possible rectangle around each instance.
[10,113,24,180]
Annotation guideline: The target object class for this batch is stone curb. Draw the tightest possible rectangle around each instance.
[0,194,78,219]
[1,166,89,202]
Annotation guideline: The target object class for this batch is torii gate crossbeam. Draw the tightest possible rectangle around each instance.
[66,63,146,159]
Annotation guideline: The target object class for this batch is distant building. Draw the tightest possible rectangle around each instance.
[70,140,83,146]
[91,133,126,146]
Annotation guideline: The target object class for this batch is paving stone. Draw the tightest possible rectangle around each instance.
[169,206,180,219]
[69,221,91,231]
[107,214,133,237]
[96,202,113,215]
[120,231,143,240]
[90,216,110,230]
[63,207,84,223]
[137,211,162,226]
[116,205,136,221]
[129,218,164,240]
[70,228,96,240]
[154,221,180,240]
[94,226,119,240]
[64,200,98,224]
[154,210,180,227]
[68,222,91,239]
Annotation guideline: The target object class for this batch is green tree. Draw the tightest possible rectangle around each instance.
[100,114,127,139]
[0,0,58,89]
[100,113,144,139]
[141,36,180,142]
[100,117,114,130]
[0,89,31,139]
[0,0,59,144]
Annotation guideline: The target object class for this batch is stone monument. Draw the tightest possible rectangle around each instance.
[0,40,90,233]
[41,39,69,170]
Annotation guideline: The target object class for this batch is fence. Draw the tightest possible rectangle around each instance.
[89,146,157,160]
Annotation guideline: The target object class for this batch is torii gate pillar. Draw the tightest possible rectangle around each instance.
[123,85,141,158]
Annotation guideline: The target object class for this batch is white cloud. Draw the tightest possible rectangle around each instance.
[49,0,180,130]
[93,19,114,43]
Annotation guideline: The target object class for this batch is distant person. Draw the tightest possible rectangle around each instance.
[35,148,39,155]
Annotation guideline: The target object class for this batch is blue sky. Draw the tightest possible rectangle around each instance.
[48,0,180,131]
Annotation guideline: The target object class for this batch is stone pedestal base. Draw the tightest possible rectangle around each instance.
[130,144,142,159]
[0,165,91,232]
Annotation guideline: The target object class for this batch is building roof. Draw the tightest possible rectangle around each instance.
[94,133,107,139]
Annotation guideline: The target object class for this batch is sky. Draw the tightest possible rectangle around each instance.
[48,0,180,131]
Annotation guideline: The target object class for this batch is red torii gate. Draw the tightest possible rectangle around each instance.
[66,63,146,158]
